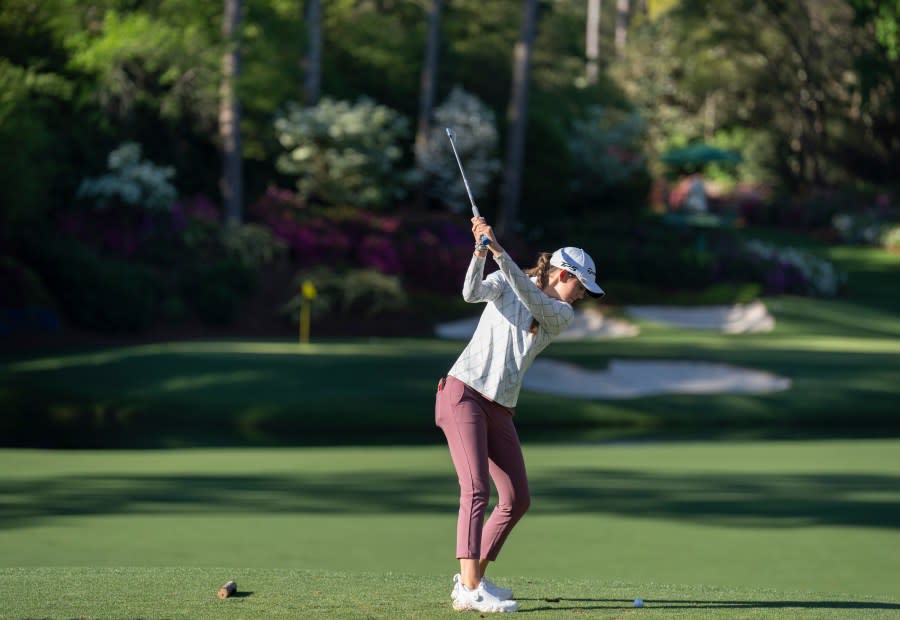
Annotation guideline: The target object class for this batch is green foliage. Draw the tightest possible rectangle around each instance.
[0,256,53,307]
[178,259,258,326]
[849,0,900,60]
[284,266,407,321]
[0,59,72,231]
[319,1,424,113]
[3,0,898,330]
[64,8,220,123]
[17,231,160,332]
[703,128,778,187]
[274,97,415,209]
[567,106,648,208]
[882,224,900,250]
[220,222,287,269]
[618,0,899,190]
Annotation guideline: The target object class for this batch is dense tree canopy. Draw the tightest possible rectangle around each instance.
[1,0,896,234]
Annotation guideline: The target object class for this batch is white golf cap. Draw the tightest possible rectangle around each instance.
[549,247,605,298]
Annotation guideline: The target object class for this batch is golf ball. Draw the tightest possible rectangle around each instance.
[633,598,644,608]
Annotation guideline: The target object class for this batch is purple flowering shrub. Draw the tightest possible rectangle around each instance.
[58,206,154,257]
[249,186,480,295]
[58,194,222,259]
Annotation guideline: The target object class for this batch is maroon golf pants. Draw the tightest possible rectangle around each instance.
[435,374,531,561]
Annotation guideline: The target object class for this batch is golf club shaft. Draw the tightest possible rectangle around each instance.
[446,128,491,245]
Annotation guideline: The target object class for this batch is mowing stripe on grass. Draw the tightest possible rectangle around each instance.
[1,441,898,598]
[1,567,898,619]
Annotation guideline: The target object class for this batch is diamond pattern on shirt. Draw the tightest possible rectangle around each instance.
[448,253,575,407]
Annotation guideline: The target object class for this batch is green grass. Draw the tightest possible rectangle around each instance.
[2,240,898,446]
[1,440,898,611]
[2,567,899,619]
[2,301,898,446]
[1,241,898,617]
[2,292,899,447]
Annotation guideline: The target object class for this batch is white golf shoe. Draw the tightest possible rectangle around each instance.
[451,579,518,613]
[452,573,513,601]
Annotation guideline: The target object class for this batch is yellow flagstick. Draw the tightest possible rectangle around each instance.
[299,280,317,344]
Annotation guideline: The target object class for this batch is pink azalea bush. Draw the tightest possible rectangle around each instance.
[249,186,481,294]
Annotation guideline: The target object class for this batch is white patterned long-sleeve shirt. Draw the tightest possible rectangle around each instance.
[447,252,575,408]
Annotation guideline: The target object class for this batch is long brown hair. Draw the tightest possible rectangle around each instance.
[524,252,553,334]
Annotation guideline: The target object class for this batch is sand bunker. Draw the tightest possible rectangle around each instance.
[434,307,639,341]
[625,301,775,333]
[524,358,791,399]
[434,302,789,398]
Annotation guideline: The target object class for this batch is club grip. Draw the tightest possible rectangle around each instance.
[470,207,491,245]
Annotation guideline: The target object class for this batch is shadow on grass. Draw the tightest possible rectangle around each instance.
[4,331,900,449]
[518,597,900,612]
[1,468,898,530]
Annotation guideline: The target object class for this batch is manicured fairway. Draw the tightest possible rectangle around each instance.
[2,439,898,611]
[2,567,899,619]
[4,296,900,447]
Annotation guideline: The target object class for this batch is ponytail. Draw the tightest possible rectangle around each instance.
[525,252,552,290]
[524,252,553,335]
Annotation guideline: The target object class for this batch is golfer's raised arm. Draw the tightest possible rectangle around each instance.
[494,253,574,336]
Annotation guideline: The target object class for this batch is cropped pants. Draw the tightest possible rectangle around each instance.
[435,374,531,561]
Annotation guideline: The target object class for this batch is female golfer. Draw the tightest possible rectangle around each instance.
[435,216,604,613]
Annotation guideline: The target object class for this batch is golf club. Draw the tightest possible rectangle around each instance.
[446,128,491,246]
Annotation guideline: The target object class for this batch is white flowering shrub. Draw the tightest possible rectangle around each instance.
[417,86,501,213]
[743,240,845,297]
[832,213,885,245]
[275,97,415,209]
[832,212,900,250]
[567,106,646,199]
[77,142,176,211]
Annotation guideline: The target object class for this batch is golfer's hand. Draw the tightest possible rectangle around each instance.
[471,217,504,257]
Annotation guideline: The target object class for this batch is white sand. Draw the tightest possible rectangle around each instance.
[434,307,639,341]
[625,301,775,334]
[434,302,789,398]
[524,358,791,399]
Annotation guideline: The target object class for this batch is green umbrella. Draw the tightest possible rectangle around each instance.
[660,143,743,165]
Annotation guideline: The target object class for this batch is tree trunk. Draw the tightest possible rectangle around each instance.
[414,0,442,204]
[220,0,243,225]
[498,0,538,237]
[585,0,601,84]
[615,0,630,56]
[304,0,322,106]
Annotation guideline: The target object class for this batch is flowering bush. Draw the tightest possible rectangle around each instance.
[77,142,176,212]
[249,187,482,295]
[417,86,501,213]
[832,209,900,250]
[58,208,149,256]
[742,240,844,297]
[63,143,178,256]
[274,97,415,209]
